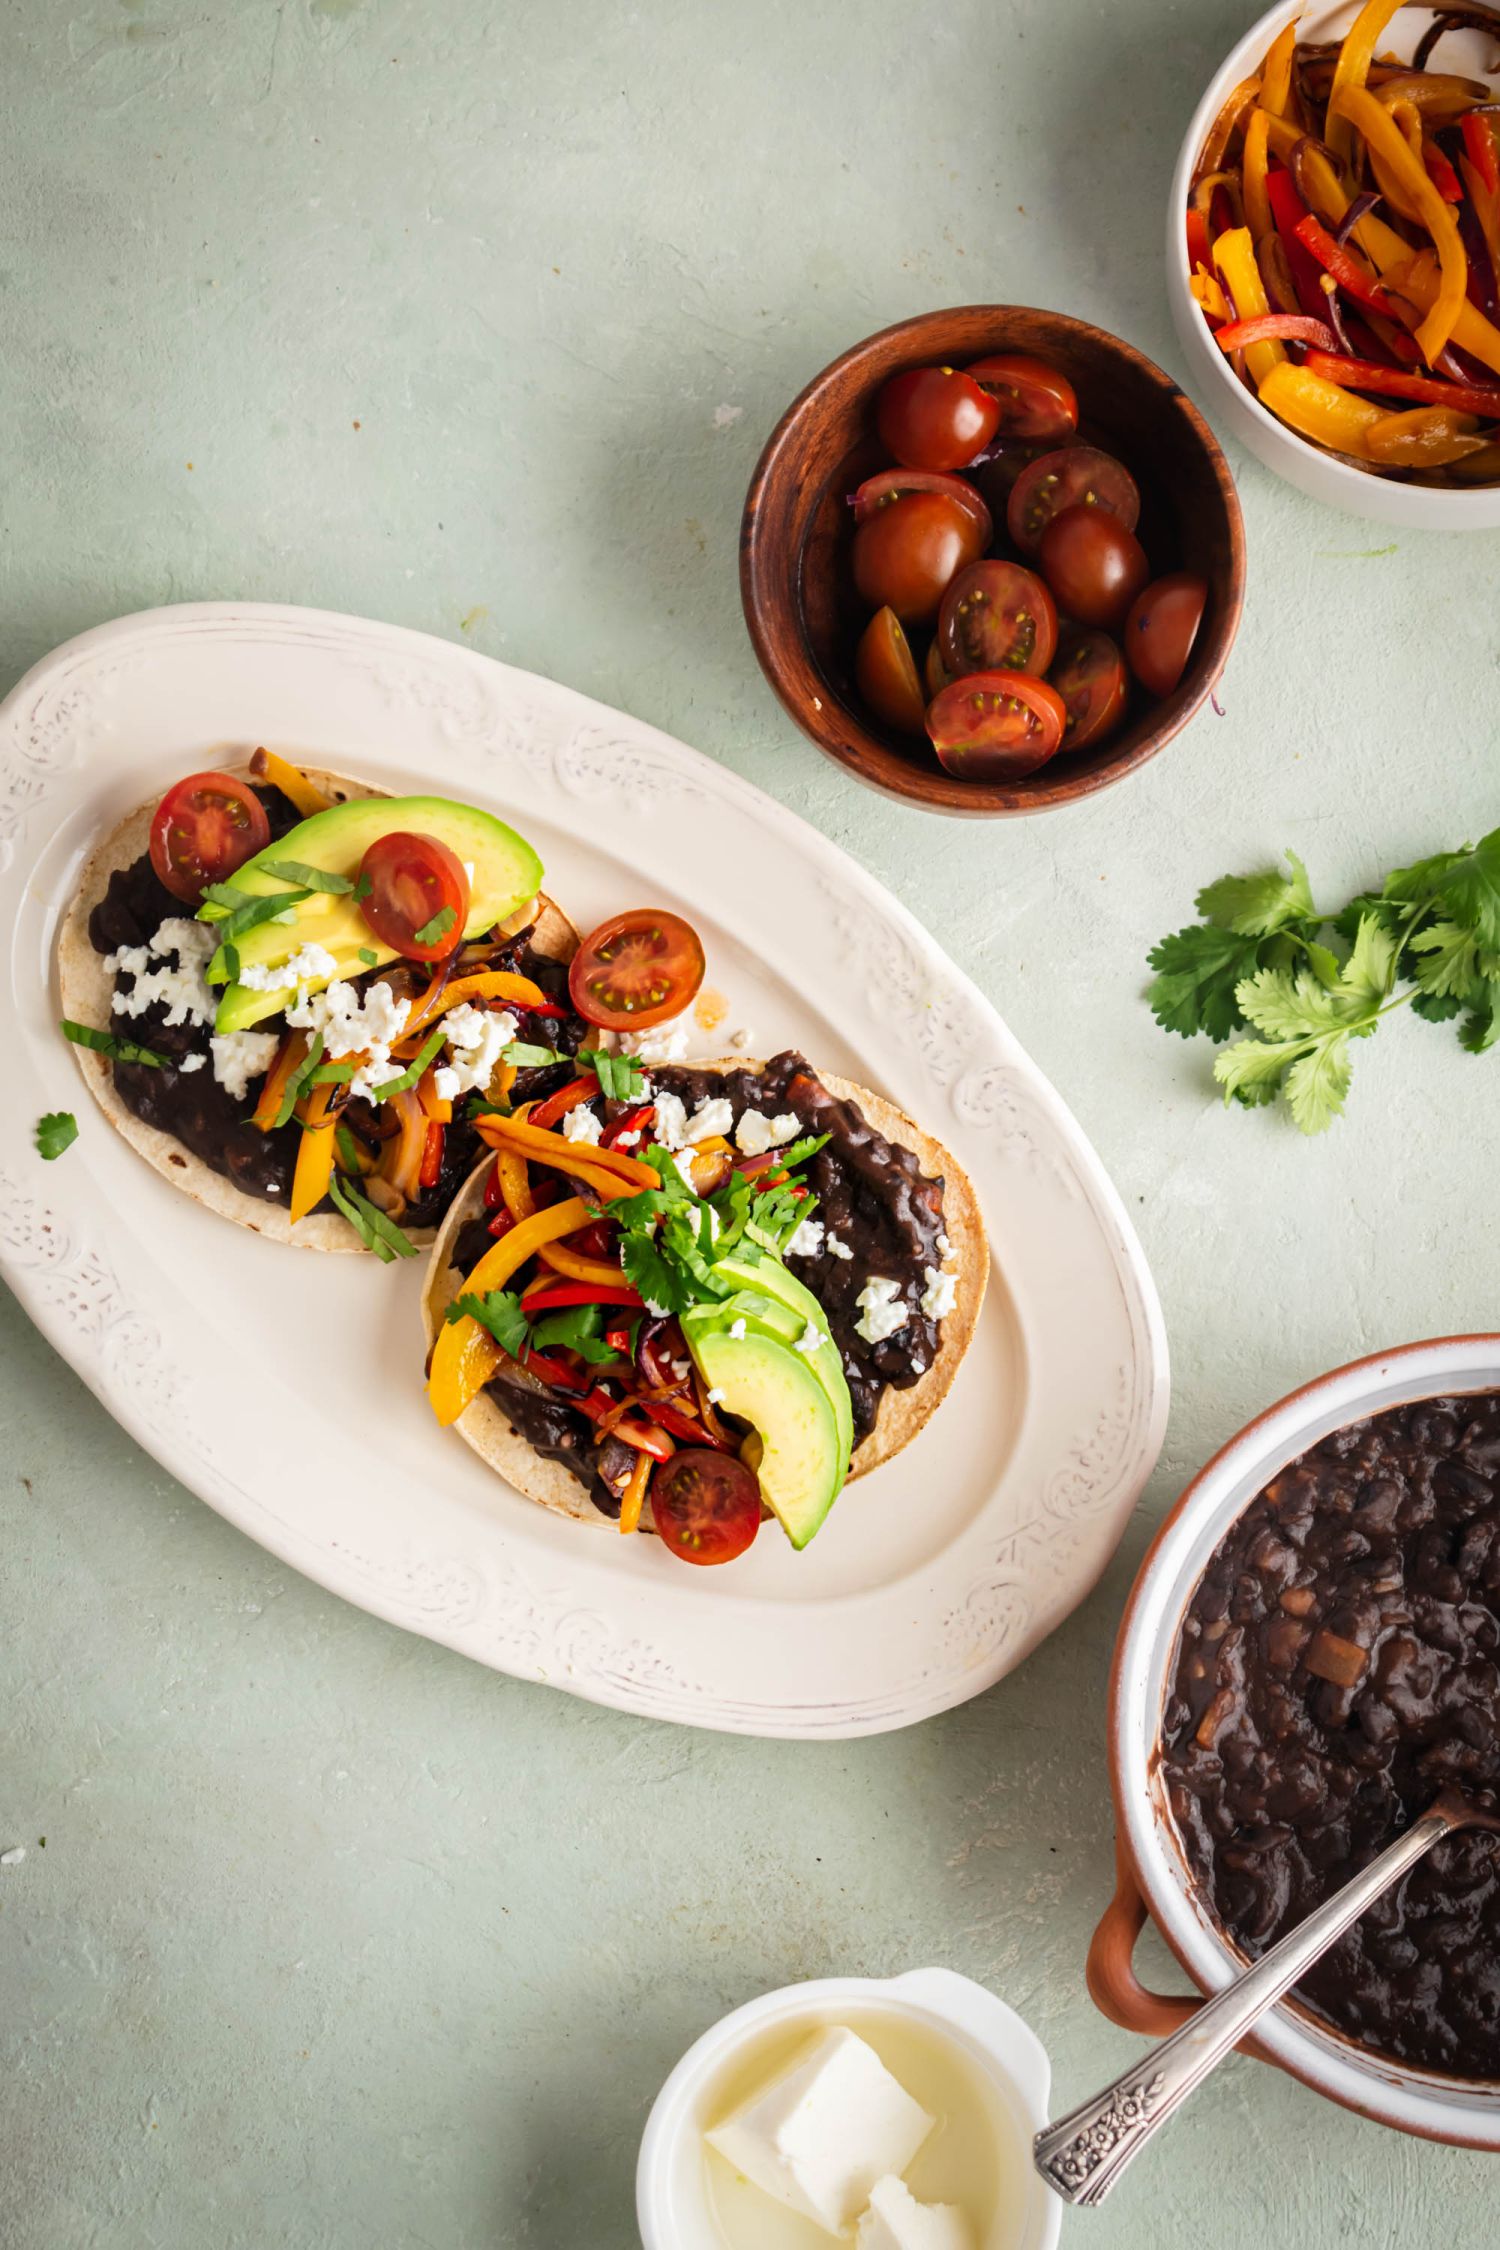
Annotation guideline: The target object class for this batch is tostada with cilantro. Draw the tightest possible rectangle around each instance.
[55,753,623,1254]
[421,1041,987,1566]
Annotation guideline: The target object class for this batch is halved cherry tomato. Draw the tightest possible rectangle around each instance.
[1049,629,1129,752]
[966,353,1078,442]
[357,832,471,962]
[969,440,1048,510]
[937,560,1057,679]
[876,366,1000,472]
[925,670,1066,781]
[1007,445,1140,557]
[1037,505,1149,632]
[854,607,926,734]
[649,1447,762,1565]
[148,772,270,904]
[1122,574,1208,698]
[852,468,992,547]
[924,637,954,700]
[851,491,986,623]
[568,909,706,1033]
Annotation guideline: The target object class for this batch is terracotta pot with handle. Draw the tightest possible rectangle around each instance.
[1098,1335,1500,2146]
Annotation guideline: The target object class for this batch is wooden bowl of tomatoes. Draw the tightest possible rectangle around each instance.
[740,306,1246,815]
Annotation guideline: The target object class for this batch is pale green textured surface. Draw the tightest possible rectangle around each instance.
[4,2,1500,2244]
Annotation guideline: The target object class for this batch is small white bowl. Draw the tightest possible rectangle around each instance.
[636,1968,1060,2250]
[1167,1,1500,528]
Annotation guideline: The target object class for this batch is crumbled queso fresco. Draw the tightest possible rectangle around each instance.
[432,1004,516,1103]
[854,1276,909,1346]
[620,1014,690,1064]
[210,1030,281,1101]
[237,941,338,994]
[286,976,413,1100]
[107,919,217,1029]
[561,1103,603,1144]
[735,1108,800,1156]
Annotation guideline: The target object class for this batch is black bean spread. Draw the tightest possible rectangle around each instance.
[457,1049,949,1522]
[1162,1393,1500,2078]
[86,786,583,1231]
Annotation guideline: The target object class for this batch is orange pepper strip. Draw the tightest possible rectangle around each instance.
[290,1083,338,1223]
[250,1032,308,1131]
[1325,0,1409,167]
[429,1196,593,1425]
[618,1451,651,1536]
[1242,107,1274,246]
[417,1067,453,1125]
[1331,85,1467,362]
[537,1241,632,1286]
[474,1122,642,1204]
[497,1148,535,1224]
[403,968,547,1040]
[1260,17,1297,119]
[476,1113,659,1192]
[249,748,332,819]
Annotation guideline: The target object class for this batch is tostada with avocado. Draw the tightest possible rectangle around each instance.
[421,1045,987,1566]
[56,752,604,1253]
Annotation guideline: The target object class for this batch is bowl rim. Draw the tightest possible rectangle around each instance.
[740,301,1246,817]
[1168,0,1500,521]
[1107,1332,1500,2145]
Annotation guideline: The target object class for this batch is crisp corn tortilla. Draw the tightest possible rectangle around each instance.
[55,762,575,1251]
[421,1061,989,1528]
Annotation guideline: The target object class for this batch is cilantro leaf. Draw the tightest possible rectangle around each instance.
[1460,977,1500,1055]
[1284,1038,1354,1136]
[591,1049,646,1101]
[1429,827,1500,950]
[502,1042,565,1069]
[447,1287,529,1355]
[529,1303,626,1366]
[62,1019,167,1068]
[1196,850,1317,936]
[1147,925,1273,1042]
[776,1133,830,1170]
[413,905,456,949]
[35,1111,78,1161]
[619,1230,693,1316]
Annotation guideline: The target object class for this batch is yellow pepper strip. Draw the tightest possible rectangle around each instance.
[1363,405,1486,466]
[475,1112,660,1192]
[1261,16,1298,119]
[1331,85,1468,362]
[1383,249,1500,377]
[248,748,332,819]
[403,968,547,1040]
[416,1067,452,1126]
[290,1083,338,1224]
[491,1062,517,1110]
[1191,270,1231,322]
[1256,362,1385,452]
[618,1451,651,1537]
[537,1240,630,1286]
[1242,108,1274,246]
[429,1197,592,1425]
[250,1032,307,1132]
[496,1148,535,1223]
[1325,0,1409,165]
[1213,228,1287,385]
[1255,108,1301,166]
[474,1123,646,1204]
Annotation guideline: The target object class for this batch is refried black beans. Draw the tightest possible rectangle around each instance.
[1162,1393,1500,2078]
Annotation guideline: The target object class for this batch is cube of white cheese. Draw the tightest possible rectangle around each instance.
[706,2026,934,2236]
[856,2173,975,2250]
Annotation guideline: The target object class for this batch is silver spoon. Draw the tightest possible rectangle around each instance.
[1034,1786,1500,2208]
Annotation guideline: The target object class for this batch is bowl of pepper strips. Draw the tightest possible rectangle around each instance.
[1169,1,1500,524]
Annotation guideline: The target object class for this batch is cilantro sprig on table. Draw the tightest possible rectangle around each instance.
[1147,829,1500,1133]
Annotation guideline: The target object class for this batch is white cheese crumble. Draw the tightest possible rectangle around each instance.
[855,1277,909,1346]
[620,1014,690,1063]
[920,1265,958,1320]
[106,942,149,979]
[795,1321,828,1356]
[561,1104,603,1144]
[826,1235,854,1261]
[210,1029,281,1101]
[684,1096,733,1145]
[109,918,217,1029]
[670,1149,699,1194]
[729,1318,747,1341]
[735,1108,801,1156]
[729,1025,755,1050]
[706,1386,726,1405]
[936,1231,952,1260]
[237,941,339,994]
[614,1128,641,1148]
[650,1090,689,1150]
[177,1053,206,1074]
[349,1054,406,1102]
[434,1003,516,1102]
[286,978,411,1057]
[786,1215,825,1260]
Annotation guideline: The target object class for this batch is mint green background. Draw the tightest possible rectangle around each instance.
[4,3,1499,2243]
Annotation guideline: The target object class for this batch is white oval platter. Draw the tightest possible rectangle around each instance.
[0,603,1168,1737]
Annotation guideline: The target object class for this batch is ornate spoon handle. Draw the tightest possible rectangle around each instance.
[1033,1799,1463,2208]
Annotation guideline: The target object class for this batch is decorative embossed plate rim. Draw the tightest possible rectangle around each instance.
[0,603,1168,1737]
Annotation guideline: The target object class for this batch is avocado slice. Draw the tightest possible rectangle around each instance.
[205,795,544,1033]
[690,1281,853,1485]
[679,1312,845,1550]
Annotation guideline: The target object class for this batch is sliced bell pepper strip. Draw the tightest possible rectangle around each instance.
[1423,138,1463,203]
[416,1067,452,1125]
[642,1397,732,1451]
[606,1416,675,1461]
[1213,227,1287,383]
[250,1032,308,1131]
[618,1450,651,1536]
[1261,17,1297,119]
[1292,212,1402,318]
[526,1074,597,1131]
[402,967,548,1039]
[1325,0,1410,166]
[248,748,332,819]
[487,1206,517,1241]
[1265,167,1338,322]
[1193,74,1262,184]
[1255,361,1385,451]
[418,1120,445,1190]
[1186,206,1213,274]
[375,1086,428,1204]
[1363,404,1487,464]
[520,1279,645,1312]
[1463,109,1500,198]
[1331,84,1468,362]
[429,1195,593,1424]
[1242,107,1274,245]
[1382,246,1500,376]
[1191,268,1231,324]
[476,1111,659,1190]
[600,1101,655,1151]
[536,1240,631,1286]
[1215,312,1339,352]
[1301,350,1500,416]
[290,1082,338,1224]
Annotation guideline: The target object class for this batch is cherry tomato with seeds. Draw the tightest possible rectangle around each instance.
[876,365,1001,472]
[1037,504,1150,632]
[855,606,926,734]
[650,1447,762,1565]
[852,467,992,548]
[924,636,955,701]
[1007,444,1141,557]
[925,670,1066,781]
[937,560,1058,679]
[851,490,986,623]
[1123,573,1209,697]
[1049,629,1130,751]
[149,771,271,905]
[568,908,706,1033]
[966,353,1079,442]
[357,831,472,961]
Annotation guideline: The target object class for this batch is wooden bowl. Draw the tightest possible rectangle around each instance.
[740,306,1246,817]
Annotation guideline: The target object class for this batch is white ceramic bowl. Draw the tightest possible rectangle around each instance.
[1167,2,1500,527]
[1102,1334,1500,2146]
[636,1968,1061,2249]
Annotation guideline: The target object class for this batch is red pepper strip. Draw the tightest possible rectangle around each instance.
[518,1346,591,1393]
[487,1207,517,1241]
[1424,139,1463,203]
[1186,207,1212,273]
[1266,169,1337,322]
[1302,349,1500,414]
[483,1160,506,1209]
[1214,312,1339,351]
[600,1101,656,1151]
[603,1320,635,1354]
[1463,110,1500,198]
[1293,212,1403,318]
[566,1217,617,1259]
[521,998,569,1020]
[419,1120,445,1191]
[528,1074,596,1130]
[520,1279,646,1312]
[643,1396,732,1452]
[574,1392,676,1458]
